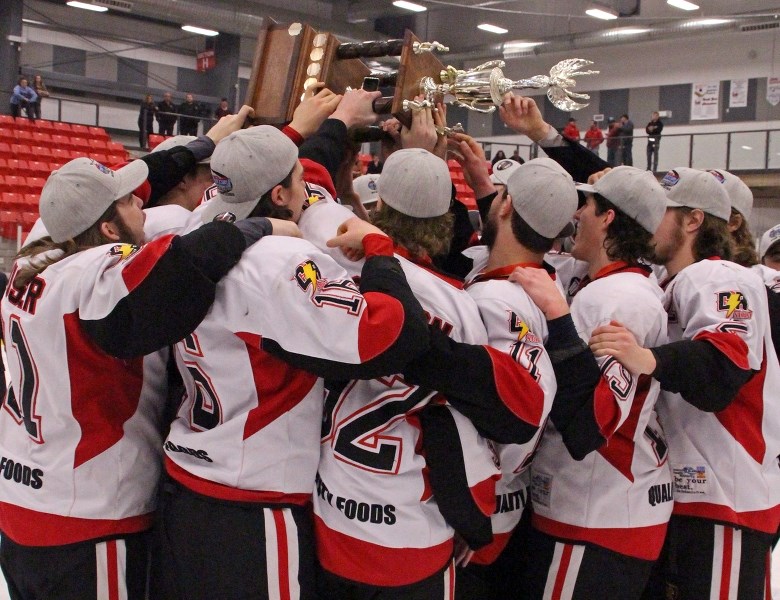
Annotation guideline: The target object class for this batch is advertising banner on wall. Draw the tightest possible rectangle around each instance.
[729,79,748,108]
[691,82,719,120]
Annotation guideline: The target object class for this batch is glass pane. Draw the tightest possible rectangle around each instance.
[728,131,766,170]
[691,133,727,170]
[655,134,691,171]
[768,131,780,170]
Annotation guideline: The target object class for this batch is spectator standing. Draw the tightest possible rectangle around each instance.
[606,118,622,166]
[491,149,507,166]
[510,149,524,163]
[366,152,383,174]
[137,94,157,150]
[584,120,604,153]
[9,77,37,121]
[30,74,49,120]
[645,111,664,171]
[214,98,231,119]
[157,92,177,137]
[178,93,202,136]
[561,117,580,142]
[620,113,634,166]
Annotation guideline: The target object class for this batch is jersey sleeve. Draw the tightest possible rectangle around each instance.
[78,221,248,359]
[238,239,430,381]
[419,403,498,550]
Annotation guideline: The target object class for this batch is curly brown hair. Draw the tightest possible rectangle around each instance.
[592,193,655,264]
[729,208,758,267]
[371,203,454,259]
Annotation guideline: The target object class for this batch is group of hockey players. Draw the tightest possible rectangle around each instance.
[0,81,778,600]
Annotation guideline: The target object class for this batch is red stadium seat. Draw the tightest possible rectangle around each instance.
[90,153,109,164]
[13,117,34,132]
[11,144,36,161]
[50,148,70,162]
[51,134,70,149]
[0,210,20,239]
[0,115,15,127]
[0,193,24,211]
[68,137,91,152]
[30,146,54,161]
[3,176,25,193]
[25,177,46,193]
[23,194,40,211]
[21,211,38,228]
[70,124,90,136]
[147,134,165,150]
[0,128,17,143]
[27,161,51,177]
[0,143,12,159]
[5,159,29,174]
[88,126,110,140]
[34,120,56,132]
[107,141,126,154]
[89,139,109,152]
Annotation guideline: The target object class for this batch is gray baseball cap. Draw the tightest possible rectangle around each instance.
[507,157,578,239]
[377,149,451,218]
[40,157,149,243]
[759,223,780,259]
[490,159,522,186]
[660,167,731,222]
[576,166,667,234]
[151,135,210,164]
[708,169,752,221]
[200,126,298,224]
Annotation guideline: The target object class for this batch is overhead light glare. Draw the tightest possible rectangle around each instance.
[689,18,730,26]
[741,146,753,150]
[66,1,108,12]
[586,7,618,20]
[667,0,699,10]
[608,27,650,35]
[393,0,427,12]
[504,40,544,51]
[478,23,508,34]
[182,25,219,36]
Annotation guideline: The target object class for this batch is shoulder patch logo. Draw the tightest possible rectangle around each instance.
[304,182,327,210]
[295,260,322,292]
[508,312,541,344]
[716,290,753,320]
[108,243,139,261]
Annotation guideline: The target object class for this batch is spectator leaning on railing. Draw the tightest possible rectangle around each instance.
[9,76,38,121]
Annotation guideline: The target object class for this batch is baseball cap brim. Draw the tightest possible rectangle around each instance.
[574,182,597,194]
[199,193,259,224]
[112,160,150,201]
[557,221,576,239]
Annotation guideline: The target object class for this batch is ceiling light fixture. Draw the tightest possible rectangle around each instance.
[181,25,219,36]
[393,0,427,12]
[66,1,108,12]
[667,0,699,10]
[504,40,544,50]
[689,18,730,26]
[586,6,618,20]
[478,23,508,34]
[608,27,650,35]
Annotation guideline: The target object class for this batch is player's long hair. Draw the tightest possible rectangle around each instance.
[728,208,758,267]
[12,202,120,290]
[593,193,655,264]
[511,210,555,253]
[371,203,454,259]
[676,207,733,262]
[247,168,295,221]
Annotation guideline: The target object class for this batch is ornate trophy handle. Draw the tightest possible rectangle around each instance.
[412,41,449,54]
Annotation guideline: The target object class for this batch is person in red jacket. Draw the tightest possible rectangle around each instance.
[561,118,580,142]
[584,121,604,153]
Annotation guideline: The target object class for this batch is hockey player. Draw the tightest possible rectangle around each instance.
[153,125,432,600]
[589,168,780,600]
[0,156,285,599]
[510,166,673,599]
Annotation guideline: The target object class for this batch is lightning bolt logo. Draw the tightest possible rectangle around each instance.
[108,243,139,261]
[716,290,752,320]
[724,292,741,318]
[295,260,321,293]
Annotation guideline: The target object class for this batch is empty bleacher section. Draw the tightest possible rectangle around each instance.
[0,116,128,271]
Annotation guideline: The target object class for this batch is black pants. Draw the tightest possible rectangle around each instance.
[9,103,34,120]
[641,515,773,600]
[622,143,633,166]
[0,531,150,600]
[522,526,655,600]
[647,141,660,171]
[151,478,317,600]
[318,560,455,600]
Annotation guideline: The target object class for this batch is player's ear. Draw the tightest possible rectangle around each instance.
[99,219,121,242]
[269,183,286,207]
[684,208,705,233]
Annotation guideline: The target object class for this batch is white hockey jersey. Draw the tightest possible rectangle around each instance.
[164,234,427,509]
[301,199,499,586]
[0,242,172,546]
[659,259,780,534]
[465,263,558,565]
[530,262,673,560]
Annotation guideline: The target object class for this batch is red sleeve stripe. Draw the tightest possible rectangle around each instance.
[357,292,404,362]
[362,234,394,258]
[121,235,176,292]
[485,345,545,426]
[693,330,751,370]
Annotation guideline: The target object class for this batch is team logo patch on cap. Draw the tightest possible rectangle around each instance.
[769,225,780,242]
[495,159,515,171]
[716,290,753,320]
[708,170,726,184]
[368,179,377,191]
[660,170,680,190]
[93,161,112,175]
[211,169,233,195]
[213,211,236,223]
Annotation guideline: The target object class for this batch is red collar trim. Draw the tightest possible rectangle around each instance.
[466,261,555,288]
[394,244,464,288]
[576,261,651,294]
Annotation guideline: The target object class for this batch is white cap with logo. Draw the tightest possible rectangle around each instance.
[759,223,780,260]
[353,174,380,205]
[576,166,667,234]
[377,149,451,218]
[660,167,731,222]
[490,159,522,186]
[200,126,299,224]
[707,169,752,221]
[507,157,578,239]
[39,157,149,243]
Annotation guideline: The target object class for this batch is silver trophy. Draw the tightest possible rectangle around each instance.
[407,58,599,113]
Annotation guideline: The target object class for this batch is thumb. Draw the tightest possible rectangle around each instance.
[609,319,624,327]
[325,234,344,248]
